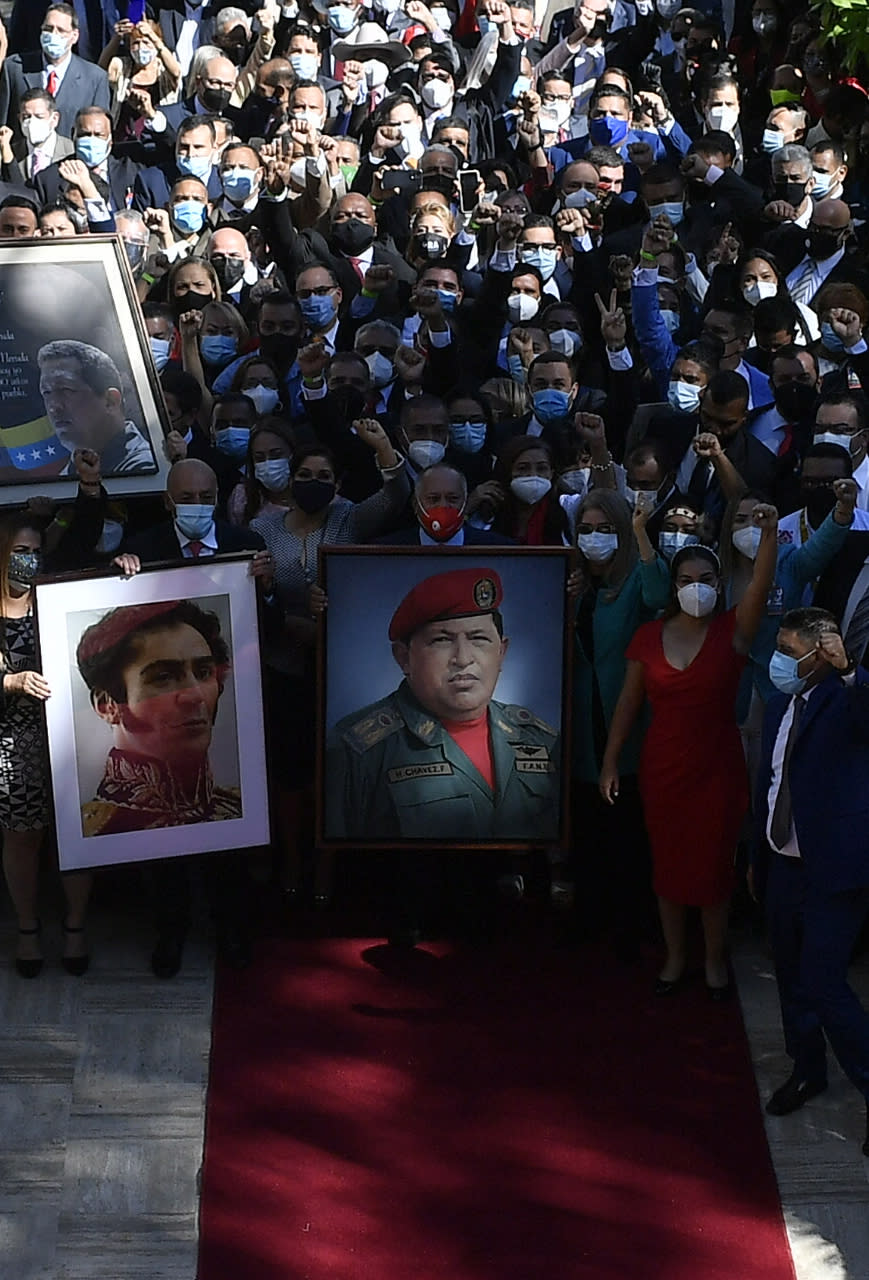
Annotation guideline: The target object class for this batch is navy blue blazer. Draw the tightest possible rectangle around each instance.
[755,669,869,894]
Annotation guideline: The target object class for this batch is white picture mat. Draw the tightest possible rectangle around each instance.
[37,560,269,870]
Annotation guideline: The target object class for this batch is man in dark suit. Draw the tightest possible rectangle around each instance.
[0,3,111,138]
[133,117,224,211]
[34,106,139,213]
[754,608,869,1156]
[112,457,270,979]
[144,52,242,150]
[375,464,514,546]
[6,0,112,62]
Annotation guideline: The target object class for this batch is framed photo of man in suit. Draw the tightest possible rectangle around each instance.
[318,546,572,850]
[35,555,269,871]
[0,235,171,503]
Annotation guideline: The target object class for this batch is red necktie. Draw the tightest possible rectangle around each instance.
[348,256,365,282]
[47,69,58,97]
[777,425,795,457]
[188,540,204,558]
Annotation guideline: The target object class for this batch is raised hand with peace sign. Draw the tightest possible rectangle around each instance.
[595,289,627,351]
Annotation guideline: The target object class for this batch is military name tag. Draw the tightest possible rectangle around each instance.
[387,762,455,784]
[515,760,556,773]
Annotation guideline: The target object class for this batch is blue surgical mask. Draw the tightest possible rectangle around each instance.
[512,74,532,100]
[667,379,701,413]
[300,293,336,330]
[174,503,215,540]
[477,13,494,34]
[172,199,207,235]
[648,200,684,227]
[519,246,559,280]
[762,128,785,153]
[255,458,291,492]
[221,167,257,202]
[214,426,250,458]
[177,153,213,182]
[40,30,68,60]
[149,337,171,372]
[436,289,458,312]
[532,388,571,423]
[589,115,629,147]
[75,135,111,167]
[768,647,815,695]
[821,321,848,353]
[450,420,487,453]
[658,530,699,561]
[660,309,680,334]
[578,530,619,561]
[327,4,358,33]
[548,328,581,357]
[289,51,319,79]
[201,334,238,367]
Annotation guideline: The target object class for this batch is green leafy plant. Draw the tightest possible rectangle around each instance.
[814,0,869,72]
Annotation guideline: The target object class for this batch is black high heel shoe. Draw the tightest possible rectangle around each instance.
[62,921,90,977]
[15,922,43,978]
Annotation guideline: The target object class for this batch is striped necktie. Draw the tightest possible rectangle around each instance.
[789,258,817,306]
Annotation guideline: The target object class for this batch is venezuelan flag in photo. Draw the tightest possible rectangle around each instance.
[0,415,69,471]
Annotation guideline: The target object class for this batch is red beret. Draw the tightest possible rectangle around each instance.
[77,601,182,667]
[389,568,503,642]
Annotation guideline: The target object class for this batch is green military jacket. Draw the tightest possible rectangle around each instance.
[325,679,560,843]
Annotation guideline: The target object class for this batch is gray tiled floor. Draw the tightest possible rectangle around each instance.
[1,895,868,1279]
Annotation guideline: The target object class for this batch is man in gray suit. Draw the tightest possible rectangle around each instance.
[0,87,74,186]
[0,3,110,140]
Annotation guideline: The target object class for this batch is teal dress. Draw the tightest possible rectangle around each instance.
[572,556,672,785]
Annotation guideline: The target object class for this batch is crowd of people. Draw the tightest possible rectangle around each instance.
[0,0,869,1154]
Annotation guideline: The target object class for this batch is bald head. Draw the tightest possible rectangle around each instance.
[331,193,375,225]
[810,198,851,232]
[209,227,250,260]
[167,459,218,509]
[201,56,237,87]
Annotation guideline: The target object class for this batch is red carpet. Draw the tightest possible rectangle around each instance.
[198,932,795,1280]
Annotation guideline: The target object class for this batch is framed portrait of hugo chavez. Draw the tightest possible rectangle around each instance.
[0,235,171,504]
[35,556,270,872]
[317,547,572,850]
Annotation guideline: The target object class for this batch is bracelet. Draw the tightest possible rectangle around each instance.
[360,288,378,298]
[590,452,613,471]
[639,251,657,264]
[52,514,71,529]
[141,271,156,285]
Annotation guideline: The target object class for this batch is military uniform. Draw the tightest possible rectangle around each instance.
[81,748,242,837]
[325,679,560,842]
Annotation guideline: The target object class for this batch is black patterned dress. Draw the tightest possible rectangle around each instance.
[0,614,49,831]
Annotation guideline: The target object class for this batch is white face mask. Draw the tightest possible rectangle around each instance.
[578,530,619,562]
[811,168,837,199]
[677,581,718,617]
[564,188,597,210]
[548,328,581,357]
[752,13,777,36]
[762,128,786,153]
[705,103,739,134]
[539,100,572,130]
[559,468,588,494]
[742,279,778,306]
[244,384,280,415]
[289,51,319,79]
[365,350,395,387]
[294,108,326,131]
[421,78,453,111]
[658,530,699,561]
[814,430,858,453]
[667,380,701,413]
[506,293,539,323]
[132,45,157,66]
[731,524,762,559]
[624,487,659,510]
[397,121,423,156]
[430,6,453,28]
[364,59,390,89]
[22,115,54,146]
[511,475,551,505]
[255,458,292,492]
[407,439,446,468]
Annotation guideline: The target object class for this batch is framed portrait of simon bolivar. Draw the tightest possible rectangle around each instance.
[0,236,171,504]
[35,556,269,871]
[318,547,572,850]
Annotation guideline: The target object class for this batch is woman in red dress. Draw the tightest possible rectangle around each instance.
[599,504,779,998]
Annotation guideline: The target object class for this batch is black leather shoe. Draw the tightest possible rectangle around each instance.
[765,1072,827,1116]
[151,932,184,979]
[654,971,688,996]
[15,922,43,979]
[62,922,90,977]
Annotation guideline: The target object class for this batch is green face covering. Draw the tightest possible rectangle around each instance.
[770,88,801,108]
[340,162,359,186]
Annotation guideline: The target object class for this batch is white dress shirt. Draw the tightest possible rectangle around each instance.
[178,523,219,557]
[766,685,818,857]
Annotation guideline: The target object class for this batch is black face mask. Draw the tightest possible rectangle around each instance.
[200,86,233,113]
[421,174,457,202]
[773,178,806,208]
[210,254,245,291]
[413,232,449,261]
[802,485,838,529]
[259,332,299,370]
[123,240,146,273]
[172,290,213,317]
[331,217,376,255]
[328,385,367,421]
[292,477,336,513]
[806,228,843,261]
[774,380,817,422]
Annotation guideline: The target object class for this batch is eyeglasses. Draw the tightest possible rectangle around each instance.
[297,284,335,299]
